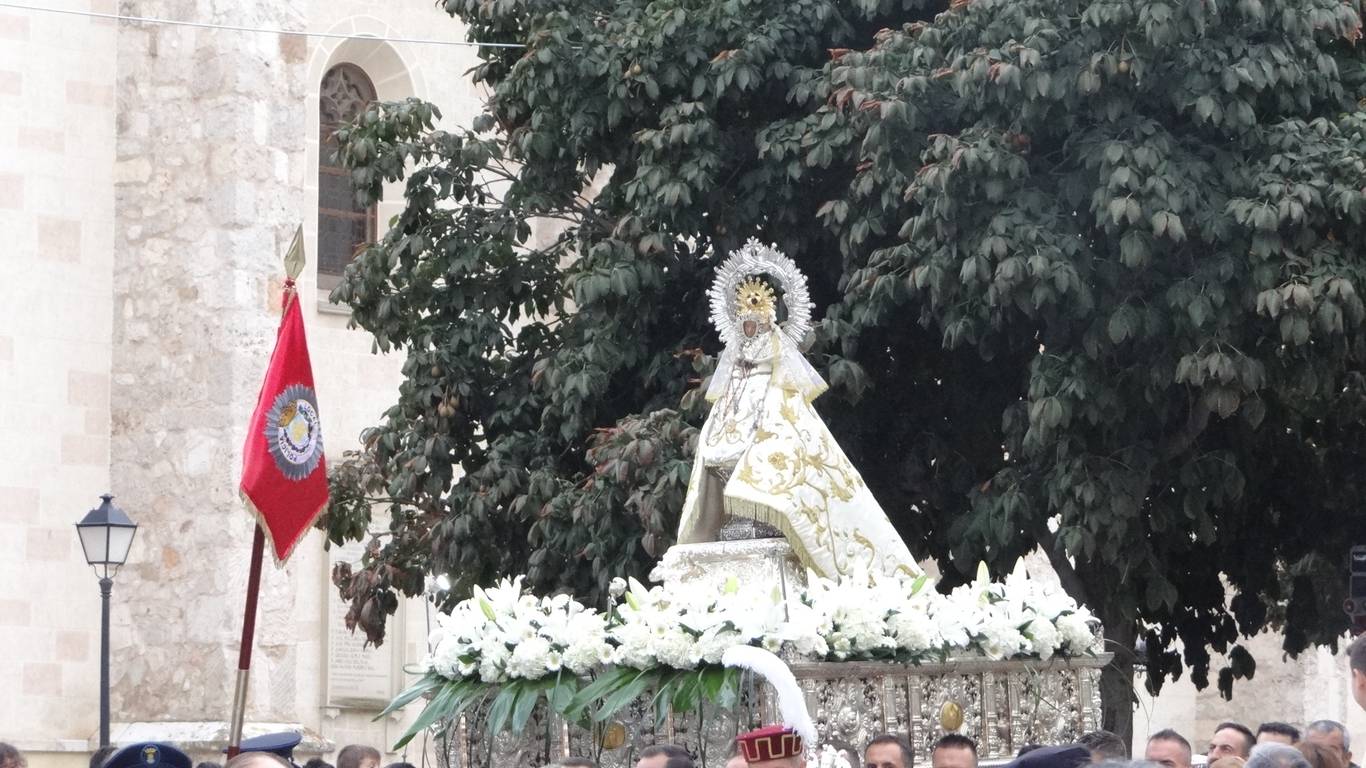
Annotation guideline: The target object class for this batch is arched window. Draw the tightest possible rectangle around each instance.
[318,63,377,289]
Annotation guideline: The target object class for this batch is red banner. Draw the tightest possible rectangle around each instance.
[240,291,329,562]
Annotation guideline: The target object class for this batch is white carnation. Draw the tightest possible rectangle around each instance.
[507,636,553,679]
[1024,617,1060,659]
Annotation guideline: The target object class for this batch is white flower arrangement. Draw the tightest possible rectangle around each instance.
[423,563,1098,684]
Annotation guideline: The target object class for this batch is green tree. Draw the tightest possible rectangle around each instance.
[323,0,1366,740]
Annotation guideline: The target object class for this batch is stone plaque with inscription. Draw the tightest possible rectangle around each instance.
[325,540,401,709]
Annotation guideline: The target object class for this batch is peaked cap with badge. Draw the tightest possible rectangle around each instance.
[103,744,191,768]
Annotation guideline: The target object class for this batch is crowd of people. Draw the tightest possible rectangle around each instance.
[0,739,410,768]
[530,717,1357,768]
[0,722,1357,768]
[7,638,1366,768]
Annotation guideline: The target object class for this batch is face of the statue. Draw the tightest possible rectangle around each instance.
[743,319,758,338]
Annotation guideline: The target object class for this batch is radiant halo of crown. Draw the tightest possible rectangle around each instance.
[708,238,814,347]
[735,277,777,318]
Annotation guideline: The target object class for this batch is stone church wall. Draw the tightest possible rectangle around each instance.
[0,0,119,759]
[2,1,482,766]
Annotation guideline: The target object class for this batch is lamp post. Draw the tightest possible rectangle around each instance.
[75,494,138,748]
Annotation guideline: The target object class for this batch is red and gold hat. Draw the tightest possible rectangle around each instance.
[737,724,804,762]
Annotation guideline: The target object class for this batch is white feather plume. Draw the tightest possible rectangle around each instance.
[722,645,818,749]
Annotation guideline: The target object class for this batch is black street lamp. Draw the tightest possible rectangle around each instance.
[75,494,138,748]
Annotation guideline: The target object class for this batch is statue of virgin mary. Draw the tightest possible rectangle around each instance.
[676,240,921,580]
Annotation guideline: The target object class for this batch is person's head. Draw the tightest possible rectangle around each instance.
[1349,634,1366,712]
[1011,745,1091,768]
[383,763,415,768]
[1298,742,1347,768]
[1259,725,1302,746]
[1211,724,1257,761]
[195,763,223,768]
[1211,758,1249,768]
[931,734,978,768]
[335,747,380,768]
[558,760,596,768]
[1081,731,1130,762]
[1018,746,1045,757]
[0,745,25,768]
[864,735,913,768]
[90,746,118,768]
[1304,721,1352,767]
[1147,729,1194,768]
[301,761,333,768]
[1246,744,1312,768]
[636,745,690,768]
[224,754,289,768]
[665,758,696,768]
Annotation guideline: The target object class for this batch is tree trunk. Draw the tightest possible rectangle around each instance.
[1098,613,1138,747]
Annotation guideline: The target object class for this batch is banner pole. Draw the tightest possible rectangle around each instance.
[226,524,266,758]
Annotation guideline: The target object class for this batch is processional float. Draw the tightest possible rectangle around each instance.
[404,241,1108,767]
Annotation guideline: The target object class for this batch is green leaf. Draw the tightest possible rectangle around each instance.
[1108,306,1135,344]
[393,679,482,749]
[547,672,578,714]
[486,681,521,736]
[596,669,656,722]
[511,678,550,733]
[378,670,443,720]
[670,670,705,714]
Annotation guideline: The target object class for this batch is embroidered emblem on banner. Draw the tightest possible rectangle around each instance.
[265,383,324,480]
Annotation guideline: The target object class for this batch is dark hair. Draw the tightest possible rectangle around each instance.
[301,761,333,768]
[335,746,380,768]
[195,763,223,768]
[1350,635,1366,674]
[558,759,596,768]
[1151,730,1194,753]
[639,746,690,760]
[91,746,118,768]
[1081,731,1130,761]
[935,734,979,754]
[1260,724,1302,743]
[663,758,695,768]
[867,735,914,765]
[0,745,25,768]
[1018,745,1045,757]
[382,763,415,768]
[1218,723,1257,756]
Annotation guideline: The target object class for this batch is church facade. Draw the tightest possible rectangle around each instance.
[2,2,1365,767]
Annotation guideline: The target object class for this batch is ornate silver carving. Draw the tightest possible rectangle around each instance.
[648,539,808,598]
[718,514,783,541]
[434,655,1111,768]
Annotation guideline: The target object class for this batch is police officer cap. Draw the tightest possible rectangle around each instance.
[223,732,302,763]
[104,743,192,768]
